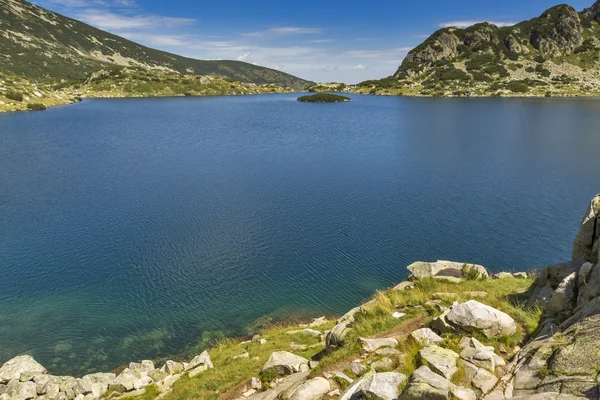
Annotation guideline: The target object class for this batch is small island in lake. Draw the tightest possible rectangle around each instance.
[297,93,351,103]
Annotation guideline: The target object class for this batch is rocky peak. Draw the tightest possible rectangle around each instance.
[531,4,583,55]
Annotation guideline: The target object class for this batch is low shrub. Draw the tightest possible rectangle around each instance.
[5,90,24,102]
[26,103,47,111]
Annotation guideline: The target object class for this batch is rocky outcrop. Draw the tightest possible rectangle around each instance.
[572,194,600,263]
[531,5,583,56]
[433,300,517,338]
[401,366,476,400]
[0,351,212,400]
[261,352,309,375]
[407,260,489,282]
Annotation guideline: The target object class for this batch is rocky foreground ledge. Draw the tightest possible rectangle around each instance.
[0,195,598,400]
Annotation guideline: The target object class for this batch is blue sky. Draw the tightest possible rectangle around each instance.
[35,0,595,83]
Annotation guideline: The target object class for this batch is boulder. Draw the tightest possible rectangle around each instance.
[340,371,374,400]
[0,356,46,383]
[430,309,457,334]
[513,272,528,279]
[286,329,321,337]
[186,351,213,371]
[287,377,330,400]
[494,272,514,279]
[363,372,406,400]
[445,300,517,338]
[463,361,498,395]
[326,306,362,348]
[547,272,577,316]
[349,363,367,376]
[261,352,309,375]
[6,380,37,400]
[161,360,184,375]
[393,281,415,291]
[360,337,398,353]
[401,366,475,400]
[370,357,394,372]
[419,346,459,380]
[409,328,443,346]
[408,260,488,280]
[460,347,495,372]
[572,194,600,263]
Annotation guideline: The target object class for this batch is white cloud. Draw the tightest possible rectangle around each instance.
[76,9,195,30]
[438,20,517,28]
[242,27,323,37]
[353,64,367,70]
[236,52,250,61]
[309,39,334,43]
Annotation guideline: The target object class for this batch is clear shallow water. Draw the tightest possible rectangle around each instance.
[0,93,599,375]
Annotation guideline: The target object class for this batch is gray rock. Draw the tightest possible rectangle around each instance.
[409,328,443,346]
[393,281,415,291]
[0,356,47,383]
[445,300,517,338]
[572,194,600,263]
[340,371,375,400]
[286,329,321,337]
[6,380,37,400]
[511,393,588,400]
[251,377,262,390]
[109,370,137,393]
[349,363,367,377]
[430,309,457,334]
[401,366,475,400]
[513,272,528,279]
[463,361,498,395]
[370,358,394,372]
[460,347,495,372]
[364,372,406,400]
[128,360,154,377]
[419,346,459,380]
[494,272,514,279]
[326,306,362,348]
[360,337,398,353]
[528,284,556,308]
[408,260,488,280]
[261,352,309,376]
[286,377,330,400]
[161,360,184,375]
[547,272,577,316]
[186,351,213,371]
[375,348,401,356]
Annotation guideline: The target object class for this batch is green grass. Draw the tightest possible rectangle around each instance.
[126,275,541,400]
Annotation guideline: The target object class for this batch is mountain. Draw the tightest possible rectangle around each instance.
[351,1,600,97]
[0,0,313,89]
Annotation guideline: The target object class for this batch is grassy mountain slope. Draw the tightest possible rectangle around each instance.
[350,0,600,97]
[0,0,313,89]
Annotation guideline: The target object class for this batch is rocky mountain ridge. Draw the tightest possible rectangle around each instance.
[351,1,600,97]
[0,0,313,90]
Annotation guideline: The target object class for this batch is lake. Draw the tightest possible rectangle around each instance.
[0,93,598,375]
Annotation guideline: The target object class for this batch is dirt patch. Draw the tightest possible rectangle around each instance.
[373,314,430,340]
[218,378,252,400]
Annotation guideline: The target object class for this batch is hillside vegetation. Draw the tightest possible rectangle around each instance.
[350,0,600,97]
[0,0,313,90]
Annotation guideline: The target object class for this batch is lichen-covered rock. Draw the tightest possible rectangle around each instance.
[0,356,46,384]
[360,337,398,353]
[401,366,475,400]
[161,360,184,375]
[407,260,488,281]
[445,300,517,338]
[261,352,309,376]
[463,360,498,395]
[547,272,577,316]
[460,348,495,372]
[572,194,600,263]
[349,362,367,377]
[186,351,213,371]
[419,346,459,380]
[286,377,330,400]
[409,328,443,346]
[364,372,406,400]
[371,357,394,372]
[326,306,362,348]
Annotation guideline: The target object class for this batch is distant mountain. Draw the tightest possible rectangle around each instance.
[0,0,313,89]
[352,1,600,97]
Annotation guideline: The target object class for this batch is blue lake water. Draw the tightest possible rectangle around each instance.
[0,93,599,375]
